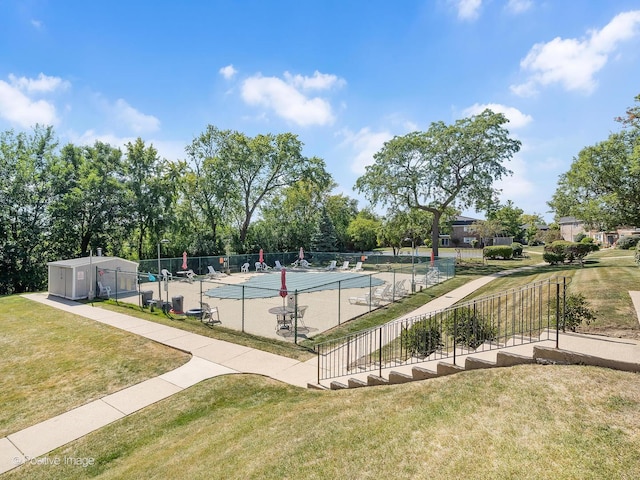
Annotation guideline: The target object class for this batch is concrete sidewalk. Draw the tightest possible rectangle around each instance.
[3,270,640,475]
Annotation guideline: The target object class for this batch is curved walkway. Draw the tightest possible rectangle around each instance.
[3,266,640,474]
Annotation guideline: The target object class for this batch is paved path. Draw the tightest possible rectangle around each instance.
[3,270,640,474]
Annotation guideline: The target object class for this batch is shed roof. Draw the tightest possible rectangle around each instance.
[47,256,139,268]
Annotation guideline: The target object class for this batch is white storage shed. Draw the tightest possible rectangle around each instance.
[47,256,139,300]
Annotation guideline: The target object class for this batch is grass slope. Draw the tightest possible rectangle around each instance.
[6,367,640,479]
[0,296,189,437]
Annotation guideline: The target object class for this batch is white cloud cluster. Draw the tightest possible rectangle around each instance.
[506,0,532,15]
[112,99,160,134]
[241,70,345,127]
[452,0,482,21]
[0,73,68,128]
[512,10,640,96]
[339,127,394,174]
[462,103,533,129]
[219,64,237,80]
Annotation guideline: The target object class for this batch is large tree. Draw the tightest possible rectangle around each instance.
[355,110,520,256]
[549,94,640,229]
[194,126,329,251]
[0,126,57,293]
[488,200,525,239]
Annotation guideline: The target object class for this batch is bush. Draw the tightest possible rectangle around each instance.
[401,319,443,357]
[446,308,497,349]
[543,252,564,265]
[617,235,640,250]
[511,242,523,257]
[574,232,587,243]
[483,245,514,260]
[636,243,640,266]
[555,293,597,332]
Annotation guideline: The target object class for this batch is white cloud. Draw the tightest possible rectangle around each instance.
[112,99,160,134]
[9,73,70,93]
[506,0,532,14]
[339,127,394,174]
[219,64,237,80]
[31,19,43,29]
[283,71,346,90]
[0,73,65,127]
[494,155,535,200]
[462,103,533,129]
[241,71,345,126]
[511,10,640,95]
[68,130,185,162]
[451,0,482,21]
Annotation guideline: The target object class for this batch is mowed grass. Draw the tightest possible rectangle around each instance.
[0,296,189,437]
[6,367,640,479]
[462,249,640,337]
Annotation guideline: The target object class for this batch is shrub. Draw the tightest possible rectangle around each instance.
[401,319,443,357]
[446,307,497,349]
[555,293,597,332]
[636,243,640,266]
[511,242,523,257]
[483,245,513,260]
[543,252,564,265]
[617,235,640,250]
[580,236,594,244]
[574,232,587,243]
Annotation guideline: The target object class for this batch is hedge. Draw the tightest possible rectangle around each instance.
[483,245,514,260]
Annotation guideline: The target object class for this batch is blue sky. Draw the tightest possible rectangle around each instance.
[2,1,640,222]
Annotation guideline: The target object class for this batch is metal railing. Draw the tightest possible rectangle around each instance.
[316,277,568,383]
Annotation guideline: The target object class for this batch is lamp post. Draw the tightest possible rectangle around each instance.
[157,239,169,299]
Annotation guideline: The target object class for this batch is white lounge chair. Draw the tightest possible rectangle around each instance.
[339,261,350,270]
[200,302,221,325]
[372,283,392,301]
[182,269,196,283]
[348,293,380,307]
[241,262,250,273]
[261,262,272,271]
[274,260,284,270]
[161,269,173,281]
[255,261,263,272]
[352,262,363,272]
[206,265,225,279]
[97,281,111,298]
[325,260,337,271]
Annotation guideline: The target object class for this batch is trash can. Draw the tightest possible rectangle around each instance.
[141,290,153,306]
[171,295,184,314]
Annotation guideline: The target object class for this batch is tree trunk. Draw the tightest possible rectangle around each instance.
[431,210,441,257]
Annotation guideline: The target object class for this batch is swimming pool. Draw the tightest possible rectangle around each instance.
[204,270,384,299]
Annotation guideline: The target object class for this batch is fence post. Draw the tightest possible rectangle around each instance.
[556,281,560,349]
[379,326,383,378]
[115,269,118,303]
[338,281,341,326]
[294,290,298,345]
[242,285,245,333]
[453,308,457,366]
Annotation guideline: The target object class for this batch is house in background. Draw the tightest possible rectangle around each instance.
[558,216,639,246]
[444,215,482,247]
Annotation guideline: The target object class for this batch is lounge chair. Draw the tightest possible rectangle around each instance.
[161,269,173,281]
[300,259,312,268]
[325,260,337,271]
[200,302,221,325]
[352,262,363,272]
[372,283,392,301]
[339,261,350,270]
[261,262,272,271]
[241,263,250,273]
[97,281,111,298]
[255,261,263,272]
[348,293,380,307]
[206,266,225,279]
[183,269,196,283]
[274,260,284,270]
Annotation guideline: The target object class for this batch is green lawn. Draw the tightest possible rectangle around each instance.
[0,296,189,438]
[6,367,640,479]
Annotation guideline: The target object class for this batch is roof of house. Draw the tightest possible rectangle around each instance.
[452,215,481,224]
[48,256,139,268]
[558,216,582,224]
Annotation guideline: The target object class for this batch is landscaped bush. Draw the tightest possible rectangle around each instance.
[554,293,597,332]
[446,307,497,349]
[617,235,640,250]
[511,242,523,257]
[401,319,443,357]
[574,232,587,243]
[542,252,564,265]
[483,245,513,260]
[543,240,598,265]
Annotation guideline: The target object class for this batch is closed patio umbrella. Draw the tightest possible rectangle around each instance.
[279,268,288,306]
[299,247,304,260]
[182,251,188,271]
[259,248,264,264]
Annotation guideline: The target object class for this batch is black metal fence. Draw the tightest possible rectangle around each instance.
[315,277,568,382]
[94,257,456,343]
